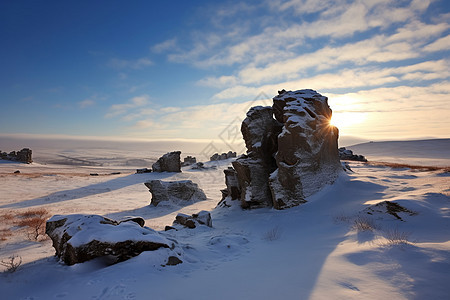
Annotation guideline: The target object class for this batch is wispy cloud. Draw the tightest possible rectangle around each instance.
[105,95,151,118]
[151,38,177,53]
[79,99,95,109]
[108,57,153,69]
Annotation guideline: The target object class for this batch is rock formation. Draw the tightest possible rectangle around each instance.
[145,180,207,206]
[338,147,368,162]
[45,214,177,266]
[0,148,33,163]
[152,151,181,172]
[210,151,237,161]
[224,89,341,209]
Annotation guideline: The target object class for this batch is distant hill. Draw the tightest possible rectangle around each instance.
[347,138,450,166]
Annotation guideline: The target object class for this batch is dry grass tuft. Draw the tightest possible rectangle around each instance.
[353,215,377,232]
[382,227,411,246]
[262,226,282,241]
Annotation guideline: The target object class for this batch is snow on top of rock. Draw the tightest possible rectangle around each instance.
[275,89,327,102]
[47,214,169,248]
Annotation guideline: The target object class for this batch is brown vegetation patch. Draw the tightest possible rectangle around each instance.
[15,209,51,241]
[0,228,13,241]
[366,161,450,172]
[0,208,51,242]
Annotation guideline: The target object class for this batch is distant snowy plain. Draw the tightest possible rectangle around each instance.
[0,139,449,299]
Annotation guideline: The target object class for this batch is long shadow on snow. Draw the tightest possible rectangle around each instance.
[346,245,450,299]
[164,175,390,299]
[0,172,174,209]
[106,199,211,221]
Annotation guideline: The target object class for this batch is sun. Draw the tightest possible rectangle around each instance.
[329,112,367,130]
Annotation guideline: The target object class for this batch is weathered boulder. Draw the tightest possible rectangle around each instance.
[152,151,181,172]
[145,180,207,206]
[222,89,341,209]
[173,211,212,229]
[45,214,175,266]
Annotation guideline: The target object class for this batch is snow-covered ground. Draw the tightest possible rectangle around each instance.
[0,140,449,299]
[348,139,450,167]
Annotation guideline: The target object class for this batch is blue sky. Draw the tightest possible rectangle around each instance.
[1,0,449,143]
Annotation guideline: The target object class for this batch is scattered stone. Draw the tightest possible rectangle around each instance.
[364,201,417,221]
[339,147,367,162]
[210,151,237,161]
[110,172,121,175]
[190,162,217,170]
[342,162,353,172]
[173,211,213,229]
[118,216,145,227]
[45,214,172,265]
[152,151,181,172]
[181,156,197,166]
[90,173,99,176]
[165,256,183,266]
[136,168,152,174]
[164,226,177,231]
[14,170,20,174]
[0,148,33,164]
[144,180,207,206]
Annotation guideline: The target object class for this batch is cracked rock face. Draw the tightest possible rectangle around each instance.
[232,106,282,208]
[226,89,341,210]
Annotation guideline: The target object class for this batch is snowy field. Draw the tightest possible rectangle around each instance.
[0,140,449,299]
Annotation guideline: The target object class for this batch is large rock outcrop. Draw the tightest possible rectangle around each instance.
[0,148,33,164]
[45,214,176,266]
[152,151,181,172]
[225,89,341,209]
[145,180,207,206]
